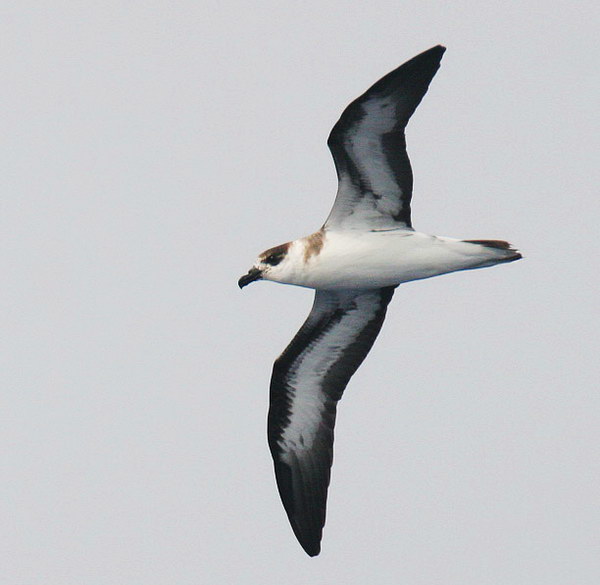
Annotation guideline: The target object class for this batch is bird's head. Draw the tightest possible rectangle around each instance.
[238,242,292,289]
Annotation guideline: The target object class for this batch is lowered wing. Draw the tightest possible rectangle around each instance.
[268,287,396,555]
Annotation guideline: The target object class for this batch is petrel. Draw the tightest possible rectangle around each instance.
[238,45,521,556]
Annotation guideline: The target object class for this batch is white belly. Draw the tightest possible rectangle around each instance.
[281,230,507,290]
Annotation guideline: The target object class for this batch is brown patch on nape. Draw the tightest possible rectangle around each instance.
[303,229,325,262]
[464,239,513,250]
[259,242,290,266]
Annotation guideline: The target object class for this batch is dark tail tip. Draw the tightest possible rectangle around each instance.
[464,239,513,250]
[464,239,523,263]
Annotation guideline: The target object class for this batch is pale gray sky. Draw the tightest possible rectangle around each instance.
[2,2,599,584]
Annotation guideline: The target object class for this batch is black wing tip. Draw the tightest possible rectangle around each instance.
[291,520,323,557]
[303,542,321,557]
[395,44,446,76]
[270,457,326,557]
[416,44,446,59]
[293,523,322,556]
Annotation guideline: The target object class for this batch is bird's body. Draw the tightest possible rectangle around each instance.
[263,228,519,290]
[239,45,521,556]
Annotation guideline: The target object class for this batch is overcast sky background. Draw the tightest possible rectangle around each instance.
[3,2,599,584]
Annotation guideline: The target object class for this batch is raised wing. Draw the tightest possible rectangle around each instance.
[268,287,396,556]
[324,45,445,231]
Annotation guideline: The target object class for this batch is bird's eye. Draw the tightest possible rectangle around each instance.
[265,253,283,266]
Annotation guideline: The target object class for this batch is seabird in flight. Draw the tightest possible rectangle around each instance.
[238,45,521,556]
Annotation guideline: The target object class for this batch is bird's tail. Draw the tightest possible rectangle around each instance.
[463,239,522,263]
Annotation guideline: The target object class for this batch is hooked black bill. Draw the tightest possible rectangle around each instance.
[238,267,262,289]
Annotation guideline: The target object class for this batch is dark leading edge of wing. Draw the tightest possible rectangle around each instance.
[268,287,396,556]
[325,45,446,231]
